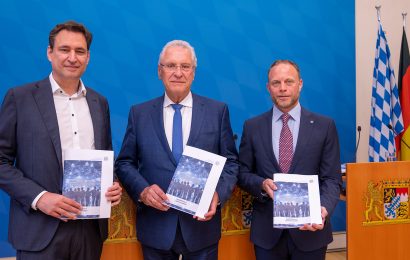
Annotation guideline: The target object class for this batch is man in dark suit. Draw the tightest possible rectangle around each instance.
[0,21,122,260]
[115,40,239,259]
[238,60,341,260]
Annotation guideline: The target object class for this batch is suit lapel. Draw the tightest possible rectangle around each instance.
[32,78,62,167]
[260,110,280,171]
[150,96,176,165]
[290,108,314,173]
[187,94,205,146]
[86,91,102,150]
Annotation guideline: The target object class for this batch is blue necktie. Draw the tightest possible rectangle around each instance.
[171,104,183,163]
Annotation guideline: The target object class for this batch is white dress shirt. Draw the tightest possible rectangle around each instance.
[163,92,193,151]
[31,73,95,209]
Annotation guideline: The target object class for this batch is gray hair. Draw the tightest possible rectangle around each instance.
[158,40,197,67]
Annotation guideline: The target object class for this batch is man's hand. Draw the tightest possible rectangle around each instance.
[36,192,82,221]
[262,178,277,199]
[194,192,219,222]
[105,181,122,206]
[299,206,328,231]
[140,184,169,211]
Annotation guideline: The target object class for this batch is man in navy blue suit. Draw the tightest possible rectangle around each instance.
[0,21,122,260]
[238,60,341,260]
[115,40,239,259]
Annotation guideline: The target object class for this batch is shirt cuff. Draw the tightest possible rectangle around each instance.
[31,191,47,210]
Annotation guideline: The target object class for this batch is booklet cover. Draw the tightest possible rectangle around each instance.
[62,149,114,219]
[273,173,322,228]
[165,145,227,218]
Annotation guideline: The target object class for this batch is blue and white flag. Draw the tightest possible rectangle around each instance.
[369,22,404,162]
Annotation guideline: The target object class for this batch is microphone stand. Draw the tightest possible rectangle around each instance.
[341,126,362,198]
[354,126,362,162]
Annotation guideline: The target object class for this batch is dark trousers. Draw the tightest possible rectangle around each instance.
[254,230,327,260]
[142,223,218,260]
[17,219,103,260]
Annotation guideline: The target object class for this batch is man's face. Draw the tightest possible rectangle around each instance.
[158,45,195,103]
[267,63,303,113]
[47,30,90,85]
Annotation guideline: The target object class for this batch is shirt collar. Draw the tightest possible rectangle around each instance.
[272,102,301,122]
[49,73,87,96]
[163,91,193,108]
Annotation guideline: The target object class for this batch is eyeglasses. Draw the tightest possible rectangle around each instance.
[160,63,194,72]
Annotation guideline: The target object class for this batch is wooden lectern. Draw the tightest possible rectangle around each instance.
[346,162,409,259]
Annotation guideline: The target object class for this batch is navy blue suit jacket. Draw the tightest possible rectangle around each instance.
[238,107,341,251]
[115,93,239,251]
[0,78,112,251]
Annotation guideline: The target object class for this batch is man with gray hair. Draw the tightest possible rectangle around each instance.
[115,40,239,259]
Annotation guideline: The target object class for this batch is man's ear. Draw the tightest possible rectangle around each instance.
[86,50,90,64]
[158,65,162,79]
[47,46,52,62]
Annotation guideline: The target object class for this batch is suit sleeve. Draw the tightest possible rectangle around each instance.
[100,96,117,183]
[103,97,113,151]
[237,120,266,200]
[0,89,45,212]
[115,107,150,203]
[215,104,239,205]
[319,119,342,216]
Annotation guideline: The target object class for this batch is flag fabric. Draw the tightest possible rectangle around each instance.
[369,22,404,162]
[397,26,410,160]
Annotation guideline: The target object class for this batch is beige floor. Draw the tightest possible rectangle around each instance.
[1,251,347,260]
[326,250,346,260]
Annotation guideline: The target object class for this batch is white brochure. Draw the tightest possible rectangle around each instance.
[273,173,322,228]
[62,149,114,219]
[165,146,227,219]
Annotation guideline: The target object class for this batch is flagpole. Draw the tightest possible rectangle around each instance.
[369,4,405,161]
[403,12,407,29]
[376,5,381,22]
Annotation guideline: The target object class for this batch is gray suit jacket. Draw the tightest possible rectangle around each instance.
[0,77,112,251]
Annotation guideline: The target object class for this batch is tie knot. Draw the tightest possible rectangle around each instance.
[171,104,183,111]
[282,113,291,123]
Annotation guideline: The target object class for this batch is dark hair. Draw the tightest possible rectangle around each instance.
[49,21,93,50]
[267,60,301,80]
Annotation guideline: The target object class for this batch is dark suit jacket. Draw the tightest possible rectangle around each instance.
[115,93,239,251]
[238,107,341,251]
[0,78,112,251]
